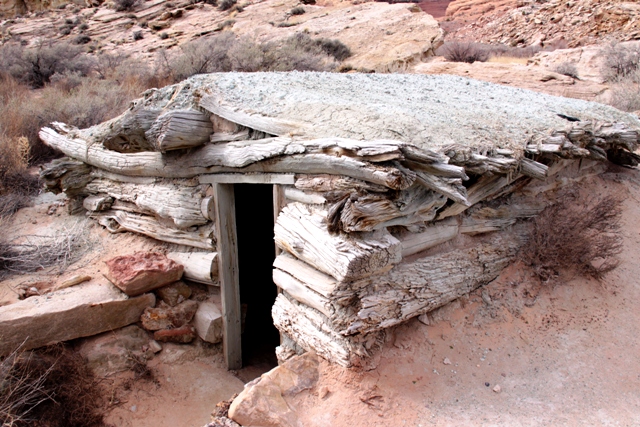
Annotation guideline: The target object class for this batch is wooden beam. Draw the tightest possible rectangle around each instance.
[213,184,242,370]
[166,252,218,285]
[200,173,295,185]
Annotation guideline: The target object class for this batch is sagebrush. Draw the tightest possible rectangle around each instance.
[1,345,107,427]
[521,191,623,282]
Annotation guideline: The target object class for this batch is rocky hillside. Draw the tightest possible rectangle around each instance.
[1,0,442,72]
[445,0,640,48]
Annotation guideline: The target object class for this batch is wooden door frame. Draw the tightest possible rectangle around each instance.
[213,181,287,370]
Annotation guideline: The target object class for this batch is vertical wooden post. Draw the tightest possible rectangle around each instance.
[273,185,286,256]
[213,183,242,370]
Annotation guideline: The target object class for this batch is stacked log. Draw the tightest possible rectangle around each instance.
[38,72,640,368]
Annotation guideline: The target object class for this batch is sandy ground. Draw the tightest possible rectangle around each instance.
[285,167,640,426]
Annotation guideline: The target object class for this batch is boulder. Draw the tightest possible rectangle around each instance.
[140,300,198,331]
[0,283,155,356]
[153,325,196,343]
[193,302,223,344]
[105,252,183,297]
[156,281,192,306]
[228,352,319,427]
[78,325,151,377]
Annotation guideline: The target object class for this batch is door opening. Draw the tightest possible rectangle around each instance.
[234,184,280,377]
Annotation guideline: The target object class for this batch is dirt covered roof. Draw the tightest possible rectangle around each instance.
[141,71,640,156]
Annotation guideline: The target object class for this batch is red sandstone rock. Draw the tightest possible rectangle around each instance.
[104,252,183,297]
[140,300,198,331]
[153,325,196,343]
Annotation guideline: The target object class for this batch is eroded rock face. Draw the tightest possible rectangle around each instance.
[140,300,198,331]
[105,252,183,297]
[228,352,319,427]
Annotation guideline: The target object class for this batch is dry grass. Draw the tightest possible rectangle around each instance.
[0,219,92,280]
[1,344,107,427]
[521,191,623,282]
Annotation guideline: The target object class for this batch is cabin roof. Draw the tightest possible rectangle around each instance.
[152,71,640,156]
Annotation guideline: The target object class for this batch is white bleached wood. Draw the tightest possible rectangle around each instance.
[437,174,521,219]
[213,183,242,370]
[274,203,402,282]
[145,109,213,152]
[272,269,332,317]
[40,127,413,189]
[272,294,352,367]
[210,130,250,143]
[273,253,336,298]
[520,158,549,180]
[167,252,218,285]
[399,219,459,257]
[412,169,468,205]
[199,173,295,185]
[200,95,307,136]
[95,210,215,249]
[294,174,389,193]
[283,187,326,205]
[85,178,208,228]
[339,233,523,335]
[82,195,113,212]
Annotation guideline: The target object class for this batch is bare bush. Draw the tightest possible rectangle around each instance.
[1,344,107,427]
[521,191,623,282]
[0,41,93,88]
[553,62,579,79]
[218,0,236,10]
[0,219,92,279]
[601,42,640,82]
[114,0,141,12]
[290,6,305,14]
[609,77,640,112]
[160,32,345,82]
[437,41,489,63]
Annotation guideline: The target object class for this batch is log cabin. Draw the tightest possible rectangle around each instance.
[39,72,640,369]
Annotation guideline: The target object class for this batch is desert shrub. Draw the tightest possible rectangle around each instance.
[78,23,89,31]
[114,0,141,12]
[553,62,578,78]
[133,30,144,40]
[159,32,169,39]
[73,34,91,44]
[437,41,489,63]
[601,42,640,82]
[218,0,236,11]
[0,41,93,88]
[521,191,623,282]
[609,77,640,112]
[312,37,351,61]
[290,6,305,14]
[0,344,106,427]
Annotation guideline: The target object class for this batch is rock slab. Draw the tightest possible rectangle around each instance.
[193,301,223,344]
[79,325,151,377]
[0,283,155,356]
[229,352,319,427]
[105,252,184,296]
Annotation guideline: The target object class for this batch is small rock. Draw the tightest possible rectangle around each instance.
[318,386,330,399]
[443,357,451,365]
[485,382,490,387]
[193,301,223,343]
[417,313,430,325]
[149,340,163,353]
[140,300,198,331]
[156,281,192,307]
[493,384,502,393]
[105,252,183,297]
[154,325,196,343]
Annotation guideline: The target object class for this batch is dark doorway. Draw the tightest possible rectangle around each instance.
[234,184,280,376]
